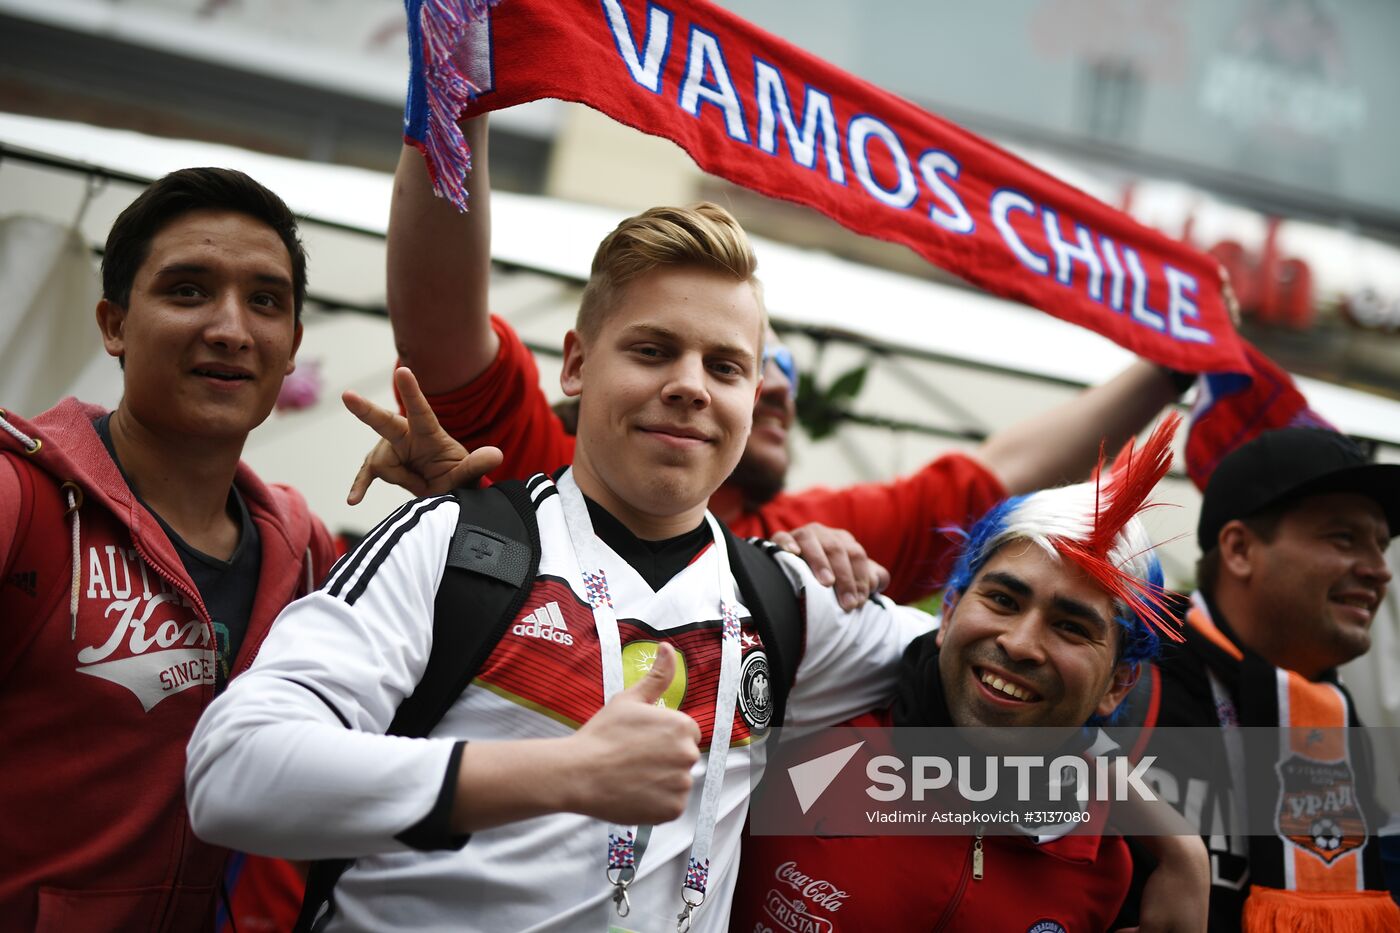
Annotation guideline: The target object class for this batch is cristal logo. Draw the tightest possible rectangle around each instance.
[75,545,213,711]
[763,889,834,933]
[512,602,574,646]
[774,861,850,912]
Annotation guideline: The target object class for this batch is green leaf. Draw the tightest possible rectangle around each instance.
[793,364,869,441]
[828,365,868,400]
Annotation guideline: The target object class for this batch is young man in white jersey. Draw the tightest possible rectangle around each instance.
[185,201,927,931]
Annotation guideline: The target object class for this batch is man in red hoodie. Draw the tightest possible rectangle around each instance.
[0,168,479,932]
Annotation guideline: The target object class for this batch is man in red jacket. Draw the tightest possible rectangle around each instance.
[381,114,1184,608]
[0,168,477,933]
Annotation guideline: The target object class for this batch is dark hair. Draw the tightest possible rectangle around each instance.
[102,167,308,320]
[1194,499,1291,595]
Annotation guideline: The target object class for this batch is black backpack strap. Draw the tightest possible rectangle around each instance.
[722,527,805,729]
[388,480,539,736]
[295,480,540,933]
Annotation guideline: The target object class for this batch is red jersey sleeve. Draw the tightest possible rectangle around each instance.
[732,453,1006,605]
[419,315,577,484]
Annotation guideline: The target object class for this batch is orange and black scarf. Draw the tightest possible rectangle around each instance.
[1170,598,1398,931]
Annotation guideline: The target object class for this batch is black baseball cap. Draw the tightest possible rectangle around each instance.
[1197,428,1400,550]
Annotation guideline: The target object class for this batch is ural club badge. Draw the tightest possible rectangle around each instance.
[1274,753,1367,864]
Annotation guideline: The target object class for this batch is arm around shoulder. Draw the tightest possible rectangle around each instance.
[777,553,931,728]
[766,452,1004,604]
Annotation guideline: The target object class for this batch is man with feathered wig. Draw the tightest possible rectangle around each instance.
[732,416,1210,931]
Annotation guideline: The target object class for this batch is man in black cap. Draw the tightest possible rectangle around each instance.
[1121,427,1400,931]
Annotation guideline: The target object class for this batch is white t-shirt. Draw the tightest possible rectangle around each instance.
[187,474,927,932]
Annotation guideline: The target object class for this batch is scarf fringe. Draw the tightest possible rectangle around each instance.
[1242,885,1400,933]
[412,0,503,211]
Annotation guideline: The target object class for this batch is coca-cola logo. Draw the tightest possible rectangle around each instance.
[774,861,850,912]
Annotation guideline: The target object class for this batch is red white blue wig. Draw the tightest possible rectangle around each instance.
[944,415,1183,666]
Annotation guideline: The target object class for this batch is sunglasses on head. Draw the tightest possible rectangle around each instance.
[761,343,799,399]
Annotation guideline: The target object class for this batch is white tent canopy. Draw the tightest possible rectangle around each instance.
[3,112,1397,584]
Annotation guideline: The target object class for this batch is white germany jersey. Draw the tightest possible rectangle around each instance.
[187,475,928,932]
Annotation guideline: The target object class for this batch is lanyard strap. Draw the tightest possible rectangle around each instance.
[555,471,743,930]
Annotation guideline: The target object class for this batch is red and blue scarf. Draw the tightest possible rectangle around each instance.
[402,0,1331,482]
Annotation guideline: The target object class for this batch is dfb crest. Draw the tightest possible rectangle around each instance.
[738,650,773,734]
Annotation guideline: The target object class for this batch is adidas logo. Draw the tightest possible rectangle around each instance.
[8,571,37,597]
[513,601,574,646]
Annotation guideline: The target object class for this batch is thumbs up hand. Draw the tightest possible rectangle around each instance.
[566,643,702,825]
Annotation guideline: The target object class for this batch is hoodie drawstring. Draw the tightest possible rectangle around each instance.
[62,483,84,638]
[0,410,40,454]
[1,410,83,639]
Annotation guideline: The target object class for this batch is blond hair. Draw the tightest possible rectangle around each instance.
[576,202,764,340]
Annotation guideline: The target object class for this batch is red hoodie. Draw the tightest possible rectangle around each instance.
[0,398,336,933]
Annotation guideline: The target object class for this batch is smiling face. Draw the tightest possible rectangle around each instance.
[97,209,302,446]
[936,541,1135,735]
[561,265,764,538]
[727,326,796,505]
[1224,492,1392,678]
